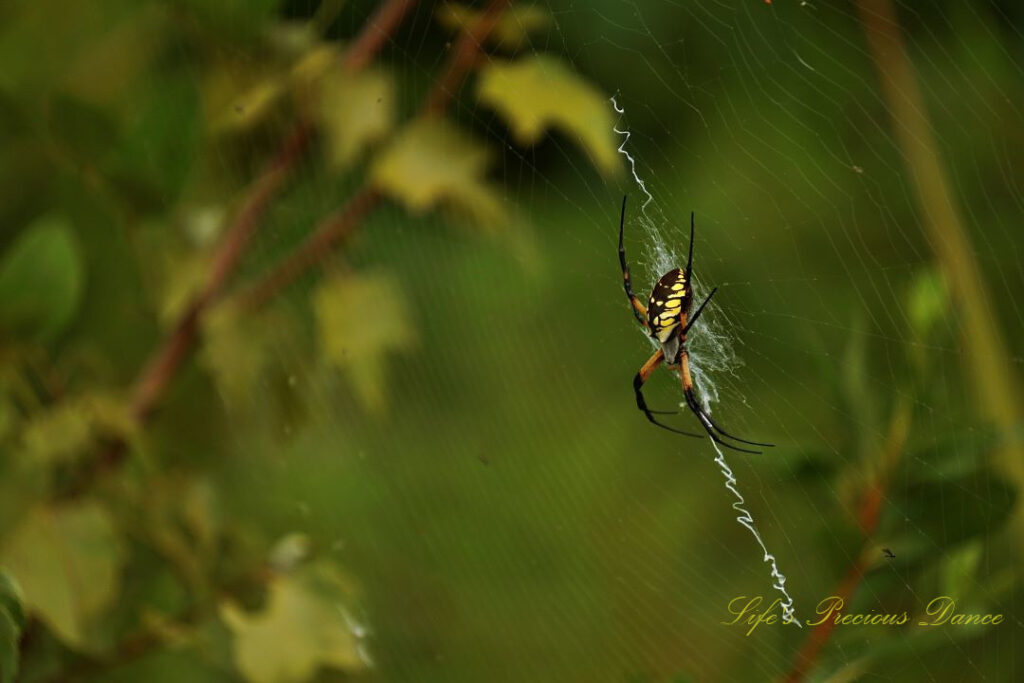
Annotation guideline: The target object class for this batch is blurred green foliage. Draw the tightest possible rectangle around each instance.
[0,0,1022,682]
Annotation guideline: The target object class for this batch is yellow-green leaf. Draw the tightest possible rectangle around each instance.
[318,68,394,169]
[19,393,132,466]
[221,563,367,683]
[200,307,276,405]
[289,44,337,92]
[20,402,89,466]
[941,539,983,600]
[0,571,21,683]
[0,607,19,683]
[312,271,416,414]
[907,266,949,338]
[476,55,620,176]
[207,65,285,135]
[0,502,124,650]
[156,250,209,328]
[436,3,548,51]
[370,118,507,228]
[0,571,23,629]
[179,478,221,555]
[61,4,166,105]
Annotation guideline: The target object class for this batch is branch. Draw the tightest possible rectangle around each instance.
[236,0,510,306]
[857,0,1024,501]
[130,0,419,422]
[240,187,382,309]
[342,0,419,73]
[421,0,509,116]
[67,0,420,488]
[131,124,309,422]
[782,400,910,683]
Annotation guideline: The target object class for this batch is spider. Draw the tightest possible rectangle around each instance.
[617,195,773,454]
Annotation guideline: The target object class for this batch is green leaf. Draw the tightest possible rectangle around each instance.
[476,55,619,176]
[370,118,508,228]
[888,469,1017,549]
[0,607,20,683]
[0,501,125,650]
[200,307,277,405]
[19,393,133,466]
[905,428,1000,484]
[907,267,949,338]
[20,401,91,466]
[211,44,331,135]
[0,396,14,444]
[941,540,982,600]
[174,0,283,42]
[108,76,200,207]
[312,271,416,414]
[839,311,875,447]
[0,214,83,342]
[180,478,221,556]
[0,571,23,629]
[437,3,549,51]
[207,59,286,135]
[0,0,147,95]
[267,533,311,573]
[220,563,367,683]
[0,572,22,683]
[318,68,394,169]
[45,94,119,166]
[60,5,166,105]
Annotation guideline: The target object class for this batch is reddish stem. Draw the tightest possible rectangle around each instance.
[238,0,511,305]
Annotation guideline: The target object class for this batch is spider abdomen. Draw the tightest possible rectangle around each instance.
[647,268,691,344]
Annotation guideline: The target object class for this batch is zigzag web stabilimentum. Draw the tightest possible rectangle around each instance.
[610,95,802,628]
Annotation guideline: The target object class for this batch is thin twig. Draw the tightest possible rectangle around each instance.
[237,0,510,306]
[421,0,509,116]
[782,401,910,683]
[131,125,309,422]
[857,0,1024,496]
[71,0,419,486]
[342,0,419,72]
[240,187,383,309]
[130,0,419,422]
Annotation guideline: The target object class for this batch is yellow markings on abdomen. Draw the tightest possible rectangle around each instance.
[647,267,689,343]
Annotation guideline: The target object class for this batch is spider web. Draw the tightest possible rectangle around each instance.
[613,94,801,629]
[191,1,1024,681]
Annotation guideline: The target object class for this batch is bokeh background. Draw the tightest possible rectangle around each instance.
[1,1,1022,681]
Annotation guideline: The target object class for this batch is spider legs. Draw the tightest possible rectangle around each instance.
[617,196,771,451]
[682,386,774,454]
[619,196,649,328]
[633,350,703,437]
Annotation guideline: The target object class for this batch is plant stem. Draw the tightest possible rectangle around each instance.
[782,399,910,683]
[342,0,419,73]
[856,0,1024,495]
[239,187,383,310]
[130,124,310,422]
[71,0,420,487]
[237,0,510,306]
[421,0,509,116]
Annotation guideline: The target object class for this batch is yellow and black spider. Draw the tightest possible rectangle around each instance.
[618,195,773,454]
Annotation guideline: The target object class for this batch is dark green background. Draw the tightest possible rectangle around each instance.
[1,1,1022,681]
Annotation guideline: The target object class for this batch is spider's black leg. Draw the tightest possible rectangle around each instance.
[683,389,763,454]
[685,211,695,283]
[618,195,649,328]
[684,387,770,450]
[697,405,774,448]
[634,350,702,436]
[680,287,717,336]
